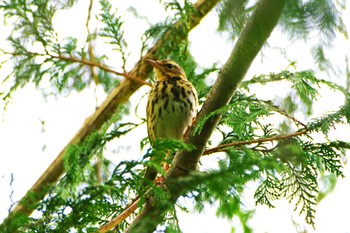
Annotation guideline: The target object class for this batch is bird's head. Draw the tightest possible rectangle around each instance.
[146,59,186,81]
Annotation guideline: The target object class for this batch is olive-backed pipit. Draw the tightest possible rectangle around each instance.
[145,59,198,181]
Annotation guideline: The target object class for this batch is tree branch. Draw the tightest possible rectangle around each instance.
[4,0,220,223]
[125,0,287,232]
[203,128,308,155]
[99,198,140,233]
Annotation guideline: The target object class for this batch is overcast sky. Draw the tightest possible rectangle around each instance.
[1,1,350,232]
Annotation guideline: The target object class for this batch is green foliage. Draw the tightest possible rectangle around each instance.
[218,0,348,71]
[0,0,124,100]
[62,106,135,192]
[99,0,128,71]
[0,0,57,47]
[1,1,66,97]
[164,0,197,23]
[191,68,349,226]
[308,104,350,135]
[281,0,347,43]
[217,0,252,39]
[221,96,274,140]
[0,0,200,100]
[142,139,196,181]
[141,0,196,61]
[254,137,347,226]
[63,131,103,192]
[241,69,350,115]
[195,91,287,139]
[1,0,350,232]
[280,0,348,69]
[180,148,280,232]
[27,174,137,232]
[1,107,144,232]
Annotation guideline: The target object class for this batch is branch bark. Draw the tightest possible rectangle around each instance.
[125,0,287,232]
[5,0,220,222]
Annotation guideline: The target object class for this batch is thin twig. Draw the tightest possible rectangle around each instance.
[85,0,101,108]
[86,0,93,34]
[269,103,307,128]
[2,50,153,87]
[244,98,307,128]
[203,128,308,155]
[98,197,140,233]
[88,39,99,85]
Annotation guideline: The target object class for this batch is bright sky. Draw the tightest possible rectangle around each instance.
[1,1,350,232]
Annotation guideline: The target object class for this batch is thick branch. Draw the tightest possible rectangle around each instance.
[5,0,220,221]
[125,0,287,232]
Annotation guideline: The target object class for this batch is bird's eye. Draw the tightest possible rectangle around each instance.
[165,63,175,69]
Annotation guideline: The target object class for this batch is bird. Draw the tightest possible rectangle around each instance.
[144,59,198,182]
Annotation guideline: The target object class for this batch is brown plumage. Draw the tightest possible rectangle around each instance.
[144,59,198,181]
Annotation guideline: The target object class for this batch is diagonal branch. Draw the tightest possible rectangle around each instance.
[5,0,220,222]
[125,0,287,232]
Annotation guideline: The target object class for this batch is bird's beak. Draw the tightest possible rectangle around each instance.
[146,59,161,69]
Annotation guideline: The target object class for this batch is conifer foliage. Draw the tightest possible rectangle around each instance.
[0,0,349,232]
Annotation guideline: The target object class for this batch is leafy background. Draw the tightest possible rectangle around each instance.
[0,0,350,232]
